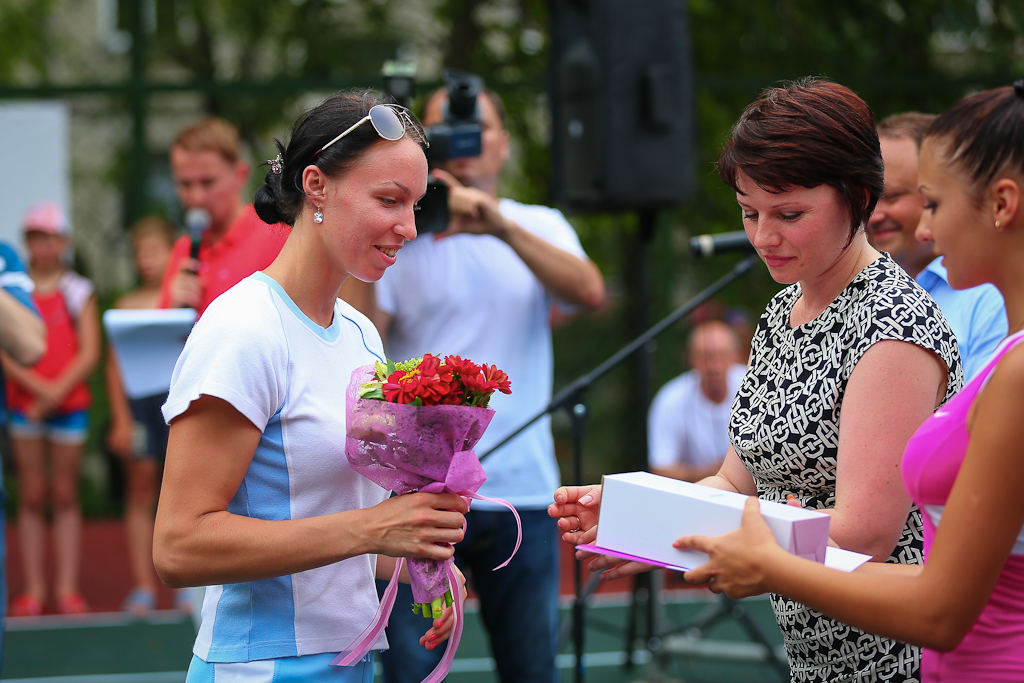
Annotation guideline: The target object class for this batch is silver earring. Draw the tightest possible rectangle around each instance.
[314,206,324,223]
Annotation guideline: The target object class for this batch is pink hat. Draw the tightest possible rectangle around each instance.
[22,201,69,235]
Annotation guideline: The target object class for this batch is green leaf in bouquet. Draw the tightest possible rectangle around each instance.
[358,382,385,401]
[375,360,389,381]
[387,359,398,376]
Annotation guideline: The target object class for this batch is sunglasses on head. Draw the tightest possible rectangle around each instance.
[313,104,426,158]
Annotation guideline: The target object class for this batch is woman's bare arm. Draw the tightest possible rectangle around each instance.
[680,343,1024,651]
[697,445,758,494]
[825,339,946,560]
[154,395,468,588]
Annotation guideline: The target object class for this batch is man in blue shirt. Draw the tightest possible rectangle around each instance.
[868,112,1007,379]
[0,240,45,661]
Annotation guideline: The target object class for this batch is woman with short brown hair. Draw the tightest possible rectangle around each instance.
[551,78,963,682]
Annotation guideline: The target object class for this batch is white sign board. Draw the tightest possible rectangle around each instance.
[104,308,197,399]
[0,101,70,255]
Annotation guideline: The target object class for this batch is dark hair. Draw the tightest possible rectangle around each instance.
[717,77,884,243]
[254,90,427,226]
[924,82,1024,204]
[877,112,937,150]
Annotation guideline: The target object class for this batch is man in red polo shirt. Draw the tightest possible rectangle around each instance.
[158,117,288,313]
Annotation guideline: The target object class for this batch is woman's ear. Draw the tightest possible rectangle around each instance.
[301,165,328,199]
[991,176,1021,231]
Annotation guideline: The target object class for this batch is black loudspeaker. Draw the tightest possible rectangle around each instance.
[549,0,696,213]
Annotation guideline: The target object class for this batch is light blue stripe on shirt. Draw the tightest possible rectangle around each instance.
[209,410,298,661]
[185,652,374,683]
[250,271,341,343]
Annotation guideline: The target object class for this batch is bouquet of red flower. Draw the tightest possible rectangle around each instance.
[361,353,511,409]
[334,354,518,682]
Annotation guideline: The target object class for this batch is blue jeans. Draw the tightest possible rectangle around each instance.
[379,509,560,683]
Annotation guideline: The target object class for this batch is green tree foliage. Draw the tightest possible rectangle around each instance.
[0,0,53,82]
[7,0,1024,480]
[143,0,402,156]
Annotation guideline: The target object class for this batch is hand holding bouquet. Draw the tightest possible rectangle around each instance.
[359,354,511,616]
[334,354,518,683]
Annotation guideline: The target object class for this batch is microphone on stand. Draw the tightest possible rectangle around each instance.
[185,208,211,262]
[689,230,757,258]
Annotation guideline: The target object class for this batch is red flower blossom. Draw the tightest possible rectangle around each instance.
[382,370,417,404]
[382,354,455,406]
[437,391,465,405]
[481,364,512,394]
[444,355,480,378]
[372,354,510,407]
[460,372,489,395]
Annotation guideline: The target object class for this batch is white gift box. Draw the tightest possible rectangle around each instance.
[594,471,832,570]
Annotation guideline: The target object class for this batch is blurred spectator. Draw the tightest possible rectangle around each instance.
[105,217,177,615]
[345,78,605,683]
[0,238,44,653]
[867,112,1006,378]
[724,306,754,360]
[0,248,45,370]
[2,202,100,616]
[157,117,288,314]
[648,321,745,481]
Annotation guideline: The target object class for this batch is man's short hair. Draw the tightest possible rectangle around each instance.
[172,117,242,165]
[877,112,938,150]
[129,216,178,247]
[687,320,739,353]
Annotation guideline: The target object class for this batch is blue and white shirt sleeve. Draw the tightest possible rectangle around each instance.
[163,285,287,430]
[0,243,37,313]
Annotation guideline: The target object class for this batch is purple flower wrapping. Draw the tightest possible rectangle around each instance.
[345,365,494,603]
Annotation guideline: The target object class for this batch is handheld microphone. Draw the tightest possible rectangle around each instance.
[689,230,756,258]
[185,208,211,261]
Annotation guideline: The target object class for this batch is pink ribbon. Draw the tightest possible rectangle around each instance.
[332,495,521,680]
[331,557,467,682]
[421,558,466,683]
[330,557,406,667]
[465,492,522,570]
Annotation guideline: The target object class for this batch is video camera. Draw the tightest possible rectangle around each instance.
[381,67,487,236]
[425,69,484,164]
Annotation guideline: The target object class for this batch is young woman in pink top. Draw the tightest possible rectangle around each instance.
[651,83,1024,681]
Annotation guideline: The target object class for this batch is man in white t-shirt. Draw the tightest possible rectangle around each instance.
[344,82,604,683]
[648,321,745,482]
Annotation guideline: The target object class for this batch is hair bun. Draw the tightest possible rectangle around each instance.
[1014,79,1024,99]
[254,174,288,226]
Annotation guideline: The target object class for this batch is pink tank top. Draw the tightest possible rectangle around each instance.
[902,330,1024,682]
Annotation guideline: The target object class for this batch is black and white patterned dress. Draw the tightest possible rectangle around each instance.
[730,254,962,683]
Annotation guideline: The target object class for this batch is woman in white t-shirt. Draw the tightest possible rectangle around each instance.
[153,91,467,683]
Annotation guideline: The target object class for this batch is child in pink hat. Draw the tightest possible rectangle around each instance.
[2,201,99,616]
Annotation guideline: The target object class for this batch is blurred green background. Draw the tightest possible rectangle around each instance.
[1,0,1021,514]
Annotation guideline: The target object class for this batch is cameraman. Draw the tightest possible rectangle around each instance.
[343,78,603,683]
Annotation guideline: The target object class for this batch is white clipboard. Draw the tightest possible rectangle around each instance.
[103,308,197,399]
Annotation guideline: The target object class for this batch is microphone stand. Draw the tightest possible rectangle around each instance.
[477,253,760,683]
